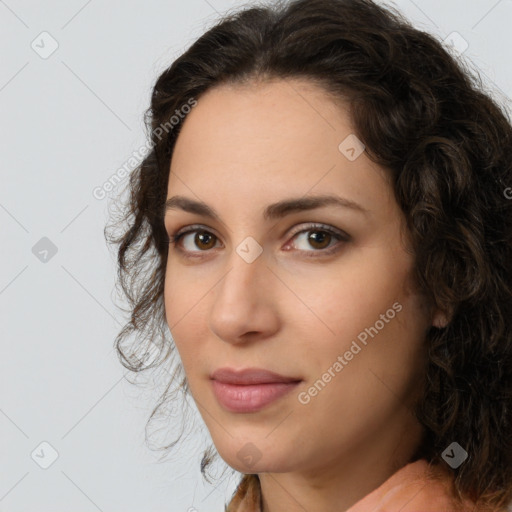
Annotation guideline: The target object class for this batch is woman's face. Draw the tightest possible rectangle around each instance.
[163,78,438,477]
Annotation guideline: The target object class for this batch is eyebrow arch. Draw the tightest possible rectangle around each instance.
[164,194,370,222]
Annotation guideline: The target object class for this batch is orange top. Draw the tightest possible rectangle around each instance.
[225,458,507,512]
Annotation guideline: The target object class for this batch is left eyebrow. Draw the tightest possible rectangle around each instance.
[163,193,370,222]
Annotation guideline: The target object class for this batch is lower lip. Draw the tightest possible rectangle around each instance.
[211,380,301,413]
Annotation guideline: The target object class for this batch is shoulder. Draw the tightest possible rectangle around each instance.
[348,459,507,512]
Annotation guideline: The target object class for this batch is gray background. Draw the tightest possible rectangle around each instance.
[1,0,511,511]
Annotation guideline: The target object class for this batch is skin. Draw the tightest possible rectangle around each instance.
[163,78,448,512]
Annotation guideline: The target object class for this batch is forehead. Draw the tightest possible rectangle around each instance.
[167,78,391,216]
[171,78,349,169]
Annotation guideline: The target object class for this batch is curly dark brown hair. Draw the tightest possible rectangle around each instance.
[105,0,512,508]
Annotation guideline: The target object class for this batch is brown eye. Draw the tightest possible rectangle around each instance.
[194,231,217,250]
[306,231,332,250]
[289,224,348,255]
[169,227,221,255]
[169,223,348,259]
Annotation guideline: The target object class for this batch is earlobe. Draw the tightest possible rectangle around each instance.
[432,309,450,328]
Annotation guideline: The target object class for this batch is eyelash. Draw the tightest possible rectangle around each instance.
[167,223,350,259]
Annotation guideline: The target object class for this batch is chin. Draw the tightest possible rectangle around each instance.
[216,441,298,474]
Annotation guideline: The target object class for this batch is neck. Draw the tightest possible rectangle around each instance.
[259,412,424,512]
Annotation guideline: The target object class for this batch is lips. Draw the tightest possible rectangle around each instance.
[210,367,303,413]
[210,367,302,385]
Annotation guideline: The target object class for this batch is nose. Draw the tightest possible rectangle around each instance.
[208,249,280,345]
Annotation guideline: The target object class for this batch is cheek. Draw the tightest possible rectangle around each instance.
[292,245,428,387]
[288,247,414,340]
[163,262,206,368]
[163,255,210,327]
[293,289,428,449]
[344,288,427,401]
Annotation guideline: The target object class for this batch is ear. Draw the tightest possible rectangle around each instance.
[432,308,451,328]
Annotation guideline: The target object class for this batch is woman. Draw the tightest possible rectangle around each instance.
[107,0,512,510]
